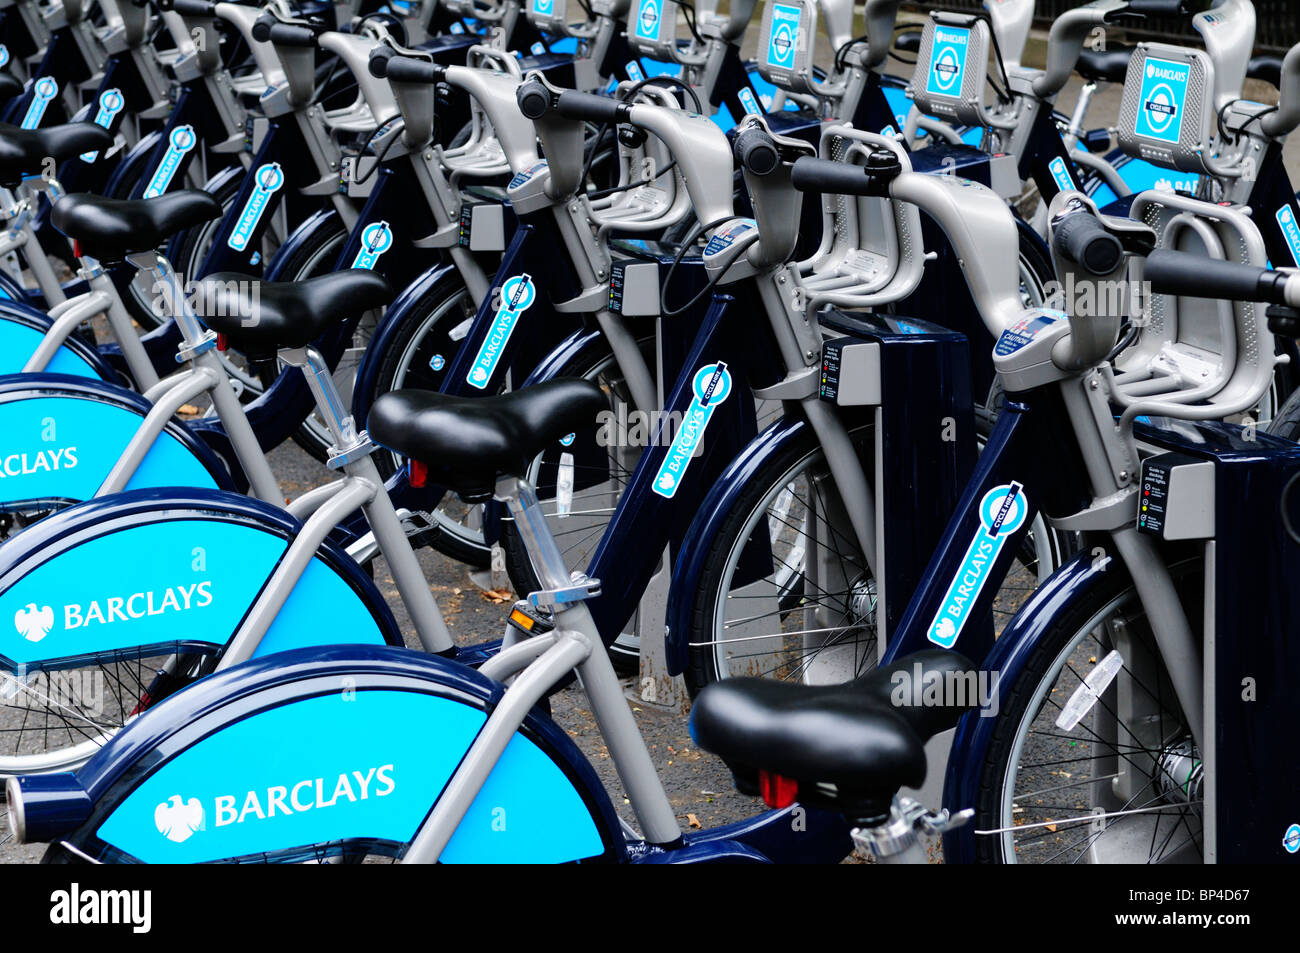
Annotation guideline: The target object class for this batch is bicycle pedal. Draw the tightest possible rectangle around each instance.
[507,601,555,637]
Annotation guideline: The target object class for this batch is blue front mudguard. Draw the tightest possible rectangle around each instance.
[940,545,1121,863]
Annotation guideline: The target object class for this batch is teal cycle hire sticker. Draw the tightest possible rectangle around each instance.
[81,88,124,163]
[653,362,732,499]
[143,126,197,199]
[21,77,58,131]
[228,163,285,253]
[635,0,661,41]
[625,60,646,83]
[767,4,800,70]
[352,221,394,270]
[1276,205,1300,267]
[1284,823,1300,854]
[0,47,9,69]
[96,691,604,863]
[737,87,761,116]
[467,274,536,389]
[533,0,553,14]
[926,25,970,97]
[1047,156,1076,192]
[928,482,1028,648]
[1135,57,1190,145]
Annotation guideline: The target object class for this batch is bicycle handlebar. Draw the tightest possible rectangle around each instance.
[1126,0,1192,14]
[789,152,902,197]
[1262,44,1300,138]
[1053,213,1124,276]
[369,46,446,84]
[158,0,217,16]
[251,15,323,47]
[517,85,626,125]
[732,127,779,176]
[1144,250,1300,306]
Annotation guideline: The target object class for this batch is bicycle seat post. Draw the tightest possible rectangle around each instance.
[494,474,601,607]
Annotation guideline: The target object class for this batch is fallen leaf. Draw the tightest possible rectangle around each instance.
[1045,822,1057,833]
[686,814,701,829]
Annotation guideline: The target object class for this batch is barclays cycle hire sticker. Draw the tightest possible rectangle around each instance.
[928,482,1028,648]
[1047,156,1076,192]
[0,46,9,70]
[466,274,536,389]
[767,4,800,70]
[1276,205,1300,267]
[81,88,125,163]
[635,0,661,41]
[352,221,394,270]
[143,126,198,199]
[926,25,970,97]
[653,362,732,499]
[21,77,59,131]
[228,163,285,253]
[1136,58,1190,145]
[625,60,646,83]
[737,87,762,116]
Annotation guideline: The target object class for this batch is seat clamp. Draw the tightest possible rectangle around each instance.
[175,331,219,363]
[528,572,602,611]
[327,432,377,470]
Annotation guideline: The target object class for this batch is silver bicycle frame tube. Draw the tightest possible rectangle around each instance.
[403,477,682,861]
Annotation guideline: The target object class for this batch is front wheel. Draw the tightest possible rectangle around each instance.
[973,558,1203,864]
[682,424,1070,698]
[498,334,655,674]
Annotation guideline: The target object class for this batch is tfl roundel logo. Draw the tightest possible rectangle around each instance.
[637,0,659,39]
[1284,823,1300,854]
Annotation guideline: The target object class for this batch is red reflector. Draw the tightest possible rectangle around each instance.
[409,459,428,488]
[216,333,228,352]
[758,770,798,809]
[73,240,81,259]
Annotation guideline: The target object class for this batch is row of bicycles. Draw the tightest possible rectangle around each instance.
[0,0,1294,864]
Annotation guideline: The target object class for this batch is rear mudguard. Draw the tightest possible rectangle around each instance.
[940,546,1122,864]
[663,415,809,676]
[34,644,623,863]
[0,269,32,304]
[0,488,403,676]
[0,373,234,512]
[0,304,117,380]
